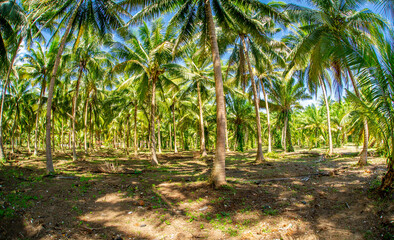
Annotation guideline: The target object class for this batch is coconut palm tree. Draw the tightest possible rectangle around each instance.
[284,0,387,161]
[30,0,125,172]
[169,44,215,157]
[347,29,394,190]
[226,94,255,152]
[62,32,112,161]
[124,0,272,186]
[0,0,27,161]
[268,77,311,152]
[113,20,179,165]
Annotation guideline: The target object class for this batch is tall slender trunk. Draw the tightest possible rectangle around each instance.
[84,97,89,155]
[33,77,46,156]
[205,0,226,187]
[241,35,264,162]
[348,69,368,166]
[150,78,159,165]
[61,120,64,151]
[169,124,172,150]
[0,37,23,161]
[90,106,94,149]
[172,105,178,153]
[27,129,31,153]
[320,79,333,155]
[157,118,162,153]
[197,82,207,157]
[10,114,17,154]
[45,0,83,173]
[286,119,294,152]
[126,114,130,154]
[283,114,288,153]
[72,66,83,161]
[52,108,55,153]
[261,79,272,153]
[134,102,138,156]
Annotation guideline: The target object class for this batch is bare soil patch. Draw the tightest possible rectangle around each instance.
[0,146,393,239]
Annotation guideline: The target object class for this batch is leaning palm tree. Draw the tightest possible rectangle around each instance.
[29,0,125,172]
[268,77,311,152]
[347,29,394,190]
[112,20,178,165]
[284,0,388,162]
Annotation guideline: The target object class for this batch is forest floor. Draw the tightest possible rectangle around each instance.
[0,146,393,240]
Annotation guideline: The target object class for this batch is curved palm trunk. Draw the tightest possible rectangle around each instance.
[241,35,264,162]
[84,97,89,155]
[348,69,368,166]
[134,102,138,156]
[150,79,159,165]
[172,105,178,153]
[45,0,83,173]
[72,66,83,161]
[205,0,226,187]
[320,79,333,155]
[261,79,272,153]
[33,78,46,156]
[0,37,23,161]
[197,82,207,157]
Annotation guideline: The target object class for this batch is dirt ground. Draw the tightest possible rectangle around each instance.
[0,146,393,240]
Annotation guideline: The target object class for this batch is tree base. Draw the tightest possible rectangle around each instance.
[357,149,368,167]
[379,165,394,192]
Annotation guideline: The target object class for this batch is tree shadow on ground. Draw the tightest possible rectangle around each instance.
[0,147,393,239]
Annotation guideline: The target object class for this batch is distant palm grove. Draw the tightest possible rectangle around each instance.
[1,0,393,190]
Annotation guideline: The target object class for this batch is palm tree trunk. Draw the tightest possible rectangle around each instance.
[72,66,83,161]
[379,139,394,191]
[27,129,31,153]
[286,120,294,152]
[126,114,130,154]
[34,77,46,156]
[84,97,89,155]
[347,68,368,166]
[205,0,227,187]
[197,82,207,157]
[320,79,333,155]
[134,102,138,156]
[0,37,23,161]
[150,78,159,165]
[169,124,172,150]
[61,120,64,151]
[157,118,162,153]
[172,105,178,153]
[52,108,55,153]
[283,114,288,153]
[261,79,272,153]
[241,35,264,162]
[45,0,83,173]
